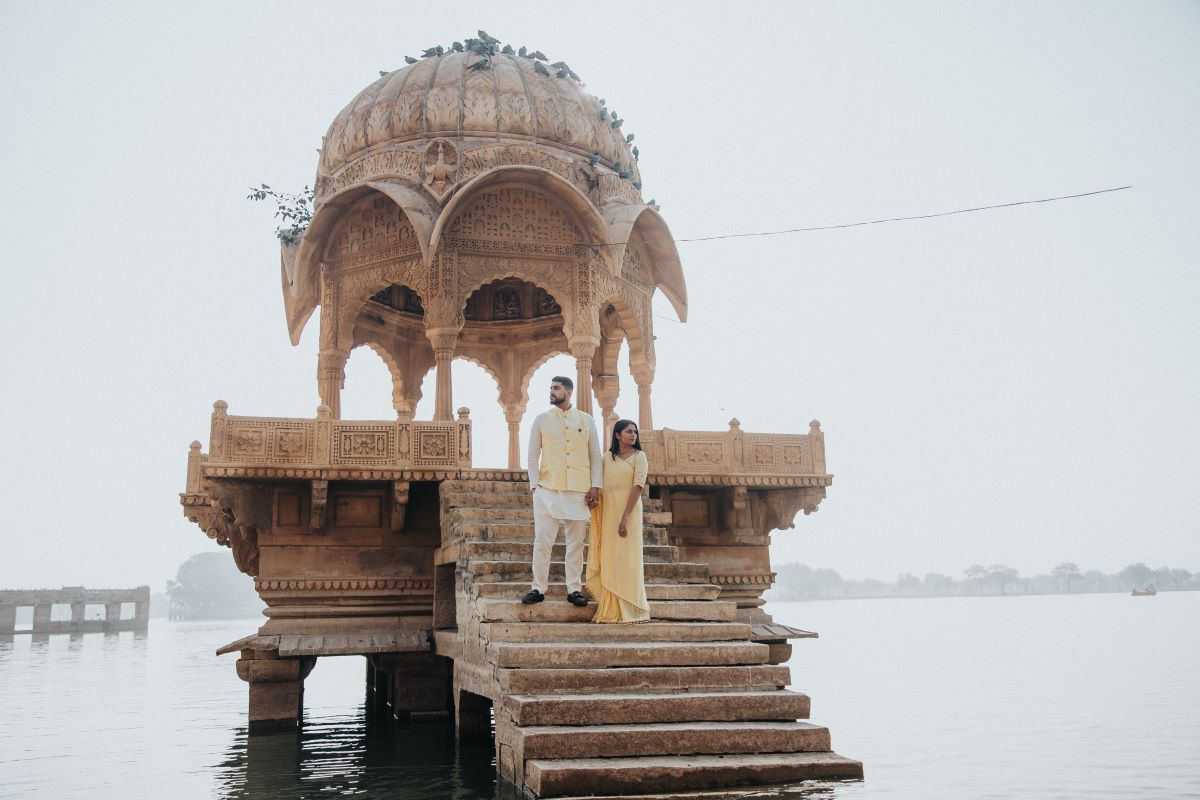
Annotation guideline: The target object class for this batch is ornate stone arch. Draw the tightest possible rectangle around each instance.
[428,165,613,270]
[284,182,436,345]
[604,204,688,322]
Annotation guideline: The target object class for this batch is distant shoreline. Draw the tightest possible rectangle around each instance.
[768,587,1199,602]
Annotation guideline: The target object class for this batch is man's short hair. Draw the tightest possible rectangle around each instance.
[551,376,574,391]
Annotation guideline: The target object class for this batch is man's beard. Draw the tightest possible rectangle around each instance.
[550,395,564,406]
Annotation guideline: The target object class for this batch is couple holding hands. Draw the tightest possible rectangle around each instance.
[521,376,649,624]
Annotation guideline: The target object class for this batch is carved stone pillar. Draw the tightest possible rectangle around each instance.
[504,404,525,470]
[593,374,620,442]
[0,603,15,634]
[104,602,122,628]
[426,329,458,421]
[236,650,317,734]
[70,602,85,625]
[637,382,654,431]
[317,349,349,419]
[569,337,598,415]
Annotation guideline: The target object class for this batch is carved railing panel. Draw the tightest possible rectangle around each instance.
[201,403,472,473]
[640,419,829,486]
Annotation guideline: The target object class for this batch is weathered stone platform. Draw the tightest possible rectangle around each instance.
[1,587,149,634]
[434,478,862,797]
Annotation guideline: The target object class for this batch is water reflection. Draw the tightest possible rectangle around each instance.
[215,708,502,799]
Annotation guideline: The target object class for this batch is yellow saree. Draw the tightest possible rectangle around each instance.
[586,450,650,623]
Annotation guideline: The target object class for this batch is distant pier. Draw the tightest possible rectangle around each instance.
[1,586,150,634]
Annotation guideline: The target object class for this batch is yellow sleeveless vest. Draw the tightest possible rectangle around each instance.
[538,407,593,492]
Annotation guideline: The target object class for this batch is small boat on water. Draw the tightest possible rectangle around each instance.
[1132,585,1157,596]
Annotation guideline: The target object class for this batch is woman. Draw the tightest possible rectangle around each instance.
[586,419,650,623]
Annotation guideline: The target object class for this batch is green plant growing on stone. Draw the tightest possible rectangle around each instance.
[247,184,314,245]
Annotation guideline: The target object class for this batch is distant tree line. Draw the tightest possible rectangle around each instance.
[166,552,264,620]
[768,561,1200,600]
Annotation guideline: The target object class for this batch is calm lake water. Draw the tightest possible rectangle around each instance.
[1,592,1197,799]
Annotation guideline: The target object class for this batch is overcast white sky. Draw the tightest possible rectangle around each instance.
[1,1,1197,590]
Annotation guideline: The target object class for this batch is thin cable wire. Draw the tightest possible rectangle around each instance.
[580,185,1132,251]
[642,184,1132,323]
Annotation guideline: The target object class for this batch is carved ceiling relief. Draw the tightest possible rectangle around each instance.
[324,194,420,265]
[623,242,651,288]
[455,255,574,334]
[446,187,580,245]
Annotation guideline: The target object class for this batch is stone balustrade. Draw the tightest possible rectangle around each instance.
[641,418,829,487]
[188,401,473,487]
[186,402,828,490]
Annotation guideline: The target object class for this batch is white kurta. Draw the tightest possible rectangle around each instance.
[526,405,603,593]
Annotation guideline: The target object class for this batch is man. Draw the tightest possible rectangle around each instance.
[522,376,603,607]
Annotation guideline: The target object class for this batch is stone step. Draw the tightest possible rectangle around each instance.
[472,581,722,602]
[450,521,671,546]
[497,664,790,695]
[443,491,532,508]
[483,621,751,644]
[467,560,710,584]
[441,479,530,495]
[476,598,736,623]
[525,752,864,797]
[489,641,769,669]
[450,507,535,522]
[458,540,679,564]
[504,689,811,726]
[519,720,831,760]
[444,504,671,526]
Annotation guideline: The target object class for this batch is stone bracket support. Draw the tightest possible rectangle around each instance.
[310,480,328,530]
[392,481,410,533]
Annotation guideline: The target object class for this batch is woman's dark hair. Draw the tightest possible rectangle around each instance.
[608,419,642,459]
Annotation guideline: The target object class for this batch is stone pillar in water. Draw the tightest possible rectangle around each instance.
[32,603,52,633]
[236,650,317,733]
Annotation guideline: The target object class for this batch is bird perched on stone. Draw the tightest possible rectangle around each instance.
[625,133,635,143]
[501,44,514,54]
[632,181,642,190]
[632,146,640,159]
[532,50,547,61]
[612,118,624,128]
[588,153,601,166]
[379,70,390,77]
[556,69,569,78]
[451,41,464,52]
[422,46,444,58]
[533,61,550,76]
[619,169,633,179]
[469,59,490,71]
[518,46,528,57]
[404,56,417,64]
[478,30,500,45]
[610,110,618,120]
[613,161,623,173]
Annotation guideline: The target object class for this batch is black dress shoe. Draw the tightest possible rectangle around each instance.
[521,589,544,605]
[567,591,588,607]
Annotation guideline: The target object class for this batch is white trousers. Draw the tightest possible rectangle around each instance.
[531,490,587,594]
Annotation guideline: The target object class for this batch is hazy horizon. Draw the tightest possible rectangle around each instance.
[2,1,1198,590]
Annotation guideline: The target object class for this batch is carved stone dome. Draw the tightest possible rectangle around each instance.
[315,51,642,206]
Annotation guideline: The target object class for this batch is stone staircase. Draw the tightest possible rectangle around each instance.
[434,478,862,798]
